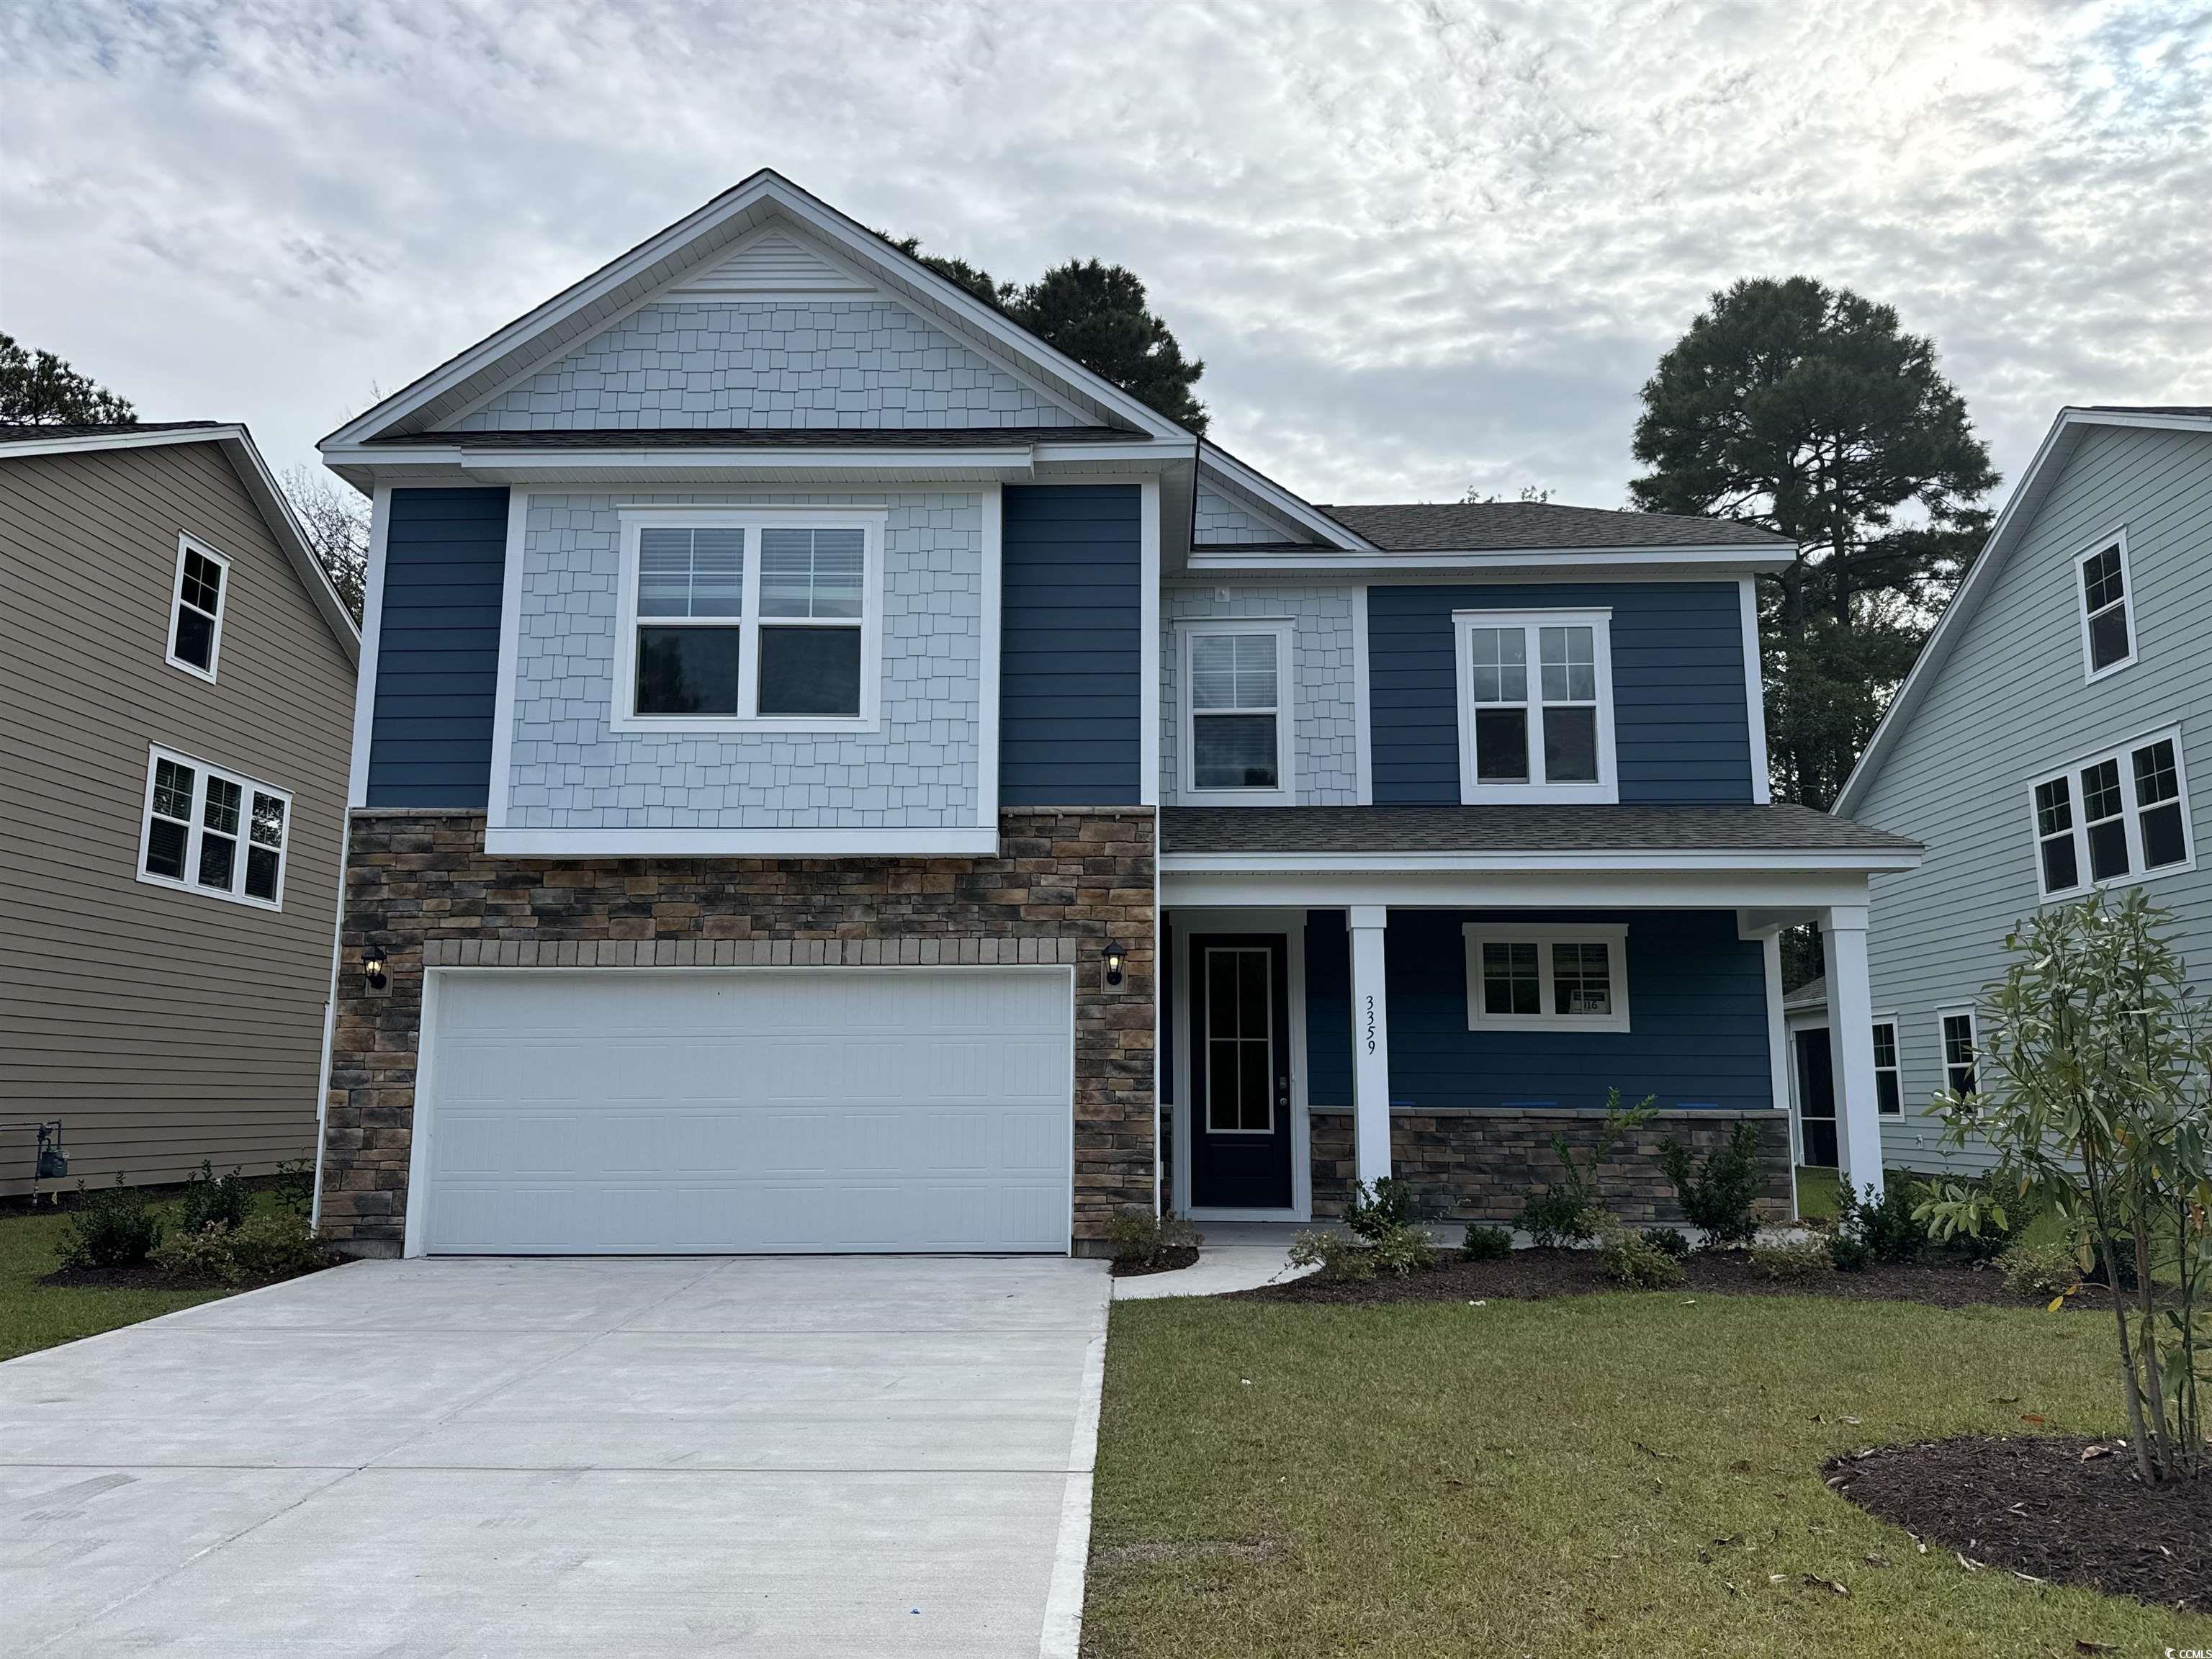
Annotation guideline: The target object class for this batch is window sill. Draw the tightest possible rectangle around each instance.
[135,869,283,912]
[608,711,884,737]
[1457,782,1620,806]
[1465,1014,1632,1035]
[1175,787,1297,807]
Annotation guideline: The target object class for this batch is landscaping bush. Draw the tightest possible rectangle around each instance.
[150,1209,329,1285]
[153,1223,249,1284]
[1750,1238,1834,1280]
[1516,1187,1594,1248]
[1107,1209,1200,1264]
[1828,1233,1871,1273]
[1594,1219,1683,1288]
[1367,1221,1434,1277]
[1835,1179,1926,1265]
[1638,1225,1691,1260]
[55,1175,162,1269]
[1460,1223,1512,1262]
[1999,1239,2082,1303]
[1910,1170,2018,1260]
[271,1156,315,1219]
[1517,1088,1656,1246]
[1343,1177,1413,1242]
[179,1159,249,1234]
[1657,1120,1763,1249]
[1287,1230,1375,1282]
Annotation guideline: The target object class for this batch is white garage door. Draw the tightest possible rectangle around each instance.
[413,968,1074,1254]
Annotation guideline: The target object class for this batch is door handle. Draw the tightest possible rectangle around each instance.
[1276,1076,1290,1109]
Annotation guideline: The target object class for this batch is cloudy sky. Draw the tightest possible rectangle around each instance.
[4,0,2207,511]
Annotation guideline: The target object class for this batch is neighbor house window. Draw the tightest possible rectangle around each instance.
[2074,533,2136,680]
[1453,609,1616,802]
[2028,728,2193,899]
[614,512,881,730]
[1179,620,1295,802]
[138,745,290,909]
[1871,1019,1902,1115]
[166,536,229,679]
[1462,924,1630,1032]
[1939,1009,1979,1098]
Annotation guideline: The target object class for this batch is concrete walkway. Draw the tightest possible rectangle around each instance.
[1112,1223,1321,1300]
[1,1255,1110,1658]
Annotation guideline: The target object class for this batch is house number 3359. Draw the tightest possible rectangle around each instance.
[1364,994,1377,1056]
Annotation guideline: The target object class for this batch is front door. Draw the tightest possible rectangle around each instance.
[1794,1026,1838,1167]
[1188,934,1294,1210]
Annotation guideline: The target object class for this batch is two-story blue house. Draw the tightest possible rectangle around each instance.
[315,171,1919,1257]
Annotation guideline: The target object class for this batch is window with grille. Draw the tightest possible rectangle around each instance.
[2028,729,2193,899]
[1454,610,1616,801]
[138,746,290,909]
[1462,925,1630,1031]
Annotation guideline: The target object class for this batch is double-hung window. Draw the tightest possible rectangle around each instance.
[1179,620,1294,802]
[2028,728,2193,899]
[1453,609,1617,802]
[1939,1008,1979,1099]
[1871,1019,1902,1115]
[166,536,229,680]
[1462,924,1631,1032]
[2074,532,2136,680]
[614,511,882,730]
[138,745,291,909]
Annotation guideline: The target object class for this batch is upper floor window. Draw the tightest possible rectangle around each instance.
[1452,609,1617,803]
[2074,532,2136,680]
[1178,619,1294,804]
[1462,923,1631,1033]
[138,745,290,909]
[612,511,882,732]
[2029,728,2193,899]
[166,536,229,680]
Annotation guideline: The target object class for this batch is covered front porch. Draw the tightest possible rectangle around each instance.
[1156,806,1924,1226]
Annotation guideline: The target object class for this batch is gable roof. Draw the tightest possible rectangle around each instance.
[1313,500,1791,553]
[320,170,1192,454]
[1835,404,2212,817]
[0,422,361,665]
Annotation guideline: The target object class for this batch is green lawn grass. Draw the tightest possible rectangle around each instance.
[1086,1292,2211,1658]
[1,1202,238,1362]
[1796,1165,1840,1222]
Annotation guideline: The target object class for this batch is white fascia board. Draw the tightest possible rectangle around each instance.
[483,827,1003,857]
[1159,848,1922,875]
[1161,865,1880,912]
[0,423,240,459]
[1197,444,1371,550]
[1184,545,1796,577]
[2064,407,2212,433]
[1034,437,1195,464]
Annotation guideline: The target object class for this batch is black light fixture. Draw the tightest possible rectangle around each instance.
[362,946,389,990]
[1102,941,1126,989]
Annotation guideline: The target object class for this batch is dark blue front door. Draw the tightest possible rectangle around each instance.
[1189,934,1294,1210]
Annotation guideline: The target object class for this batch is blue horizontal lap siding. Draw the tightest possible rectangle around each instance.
[366,487,509,808]
[1346,909,1771,1111]
[1367,583,1754,803]
[1305,911,1354,1105]
[999,485,1141,805]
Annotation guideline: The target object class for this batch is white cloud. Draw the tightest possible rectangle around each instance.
[3,0,2205,508]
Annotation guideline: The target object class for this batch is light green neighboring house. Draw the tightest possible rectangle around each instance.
[1835,405,2212,1176]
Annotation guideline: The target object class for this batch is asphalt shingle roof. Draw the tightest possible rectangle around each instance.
[1784,975,1828,1010]
[1307,500,1791,552]
[1161,804,1918,856]
[371,425,1143,449]
[2084,405,2212,418]
[0,420,224,444]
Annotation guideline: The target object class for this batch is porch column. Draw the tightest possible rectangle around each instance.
[1347,904,1393,1187]
[1820,904,1884,1200]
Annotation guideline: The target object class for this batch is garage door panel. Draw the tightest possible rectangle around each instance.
[419,969,1074,1254]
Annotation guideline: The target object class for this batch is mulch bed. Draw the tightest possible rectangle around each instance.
[38,1259,333,1293]
[1825,1436,2211,1612]
[1231,1246,2121,1310]
[1110,1245,1202,1279]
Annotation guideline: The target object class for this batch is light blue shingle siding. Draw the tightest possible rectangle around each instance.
[1367,581,1755,804]
[1161,585,1361,803]
[999,485,1142,806]
[367,487,510,807]
[1857,424,2212,1174]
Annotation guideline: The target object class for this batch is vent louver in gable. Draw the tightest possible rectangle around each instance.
[670,228,875,296]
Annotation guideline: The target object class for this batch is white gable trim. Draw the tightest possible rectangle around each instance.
[322,171,1190,449]
[669,222,876,296]
[1197,444,1370,552]
[1835,405,2212,817]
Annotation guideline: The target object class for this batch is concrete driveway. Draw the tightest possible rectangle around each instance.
[1,1255,1110,1658]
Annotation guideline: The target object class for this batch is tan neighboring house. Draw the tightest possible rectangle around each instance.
[1,421,359,1195]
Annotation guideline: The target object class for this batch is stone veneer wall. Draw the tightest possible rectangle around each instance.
[322,807,1155,1256]
[1308,1110,1795,1226]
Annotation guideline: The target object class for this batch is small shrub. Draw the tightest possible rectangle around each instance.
[153,1223,248,1284]
[179,1159,249,1234]
[1595,1220,1683,1288]
[1343,1177,1414,1242]
[56,1175,162,1269]
[1657,1121,1764,1250]
[1106,1209,1202,1264]
[1461,1223,1512,1261]
[150,1210,329,1285]
[1835,1180,1925,1264]
[1638,1225,1690,1260]
[1913,1172,2018,1261]
[1749,1238,1834,1280]
[271,1156,315,1219]
[1999,1239,2082,1302]
[1368,1221,1435,1277]
[1287,1230,1375,1282]
[1829,1233,1871,1273]
[1518,1187,1596,1248]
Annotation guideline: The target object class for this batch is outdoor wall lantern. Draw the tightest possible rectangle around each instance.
[1102,942,1126,989]
[362,947,389,991]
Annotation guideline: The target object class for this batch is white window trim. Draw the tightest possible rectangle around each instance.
[135,743,292,912]
[609,508,886,734]
[1937,1005,1979,1098]
[1452,608,1618,804]
[165,533,230,682]
[1176,617,1296,806]
[1870,1014,1902,1116]
[2072,526,2137,683]
[1462,922,1631,1033]
[2027,723,2195,901]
